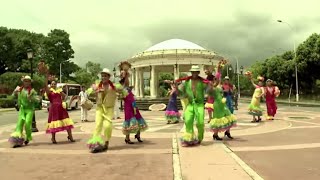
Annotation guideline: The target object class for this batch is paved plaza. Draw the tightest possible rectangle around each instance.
[0,102,320,180]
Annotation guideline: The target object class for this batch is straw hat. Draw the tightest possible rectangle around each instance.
[21,75,32,82]
[101,68,111,75]
[189,65,201,72]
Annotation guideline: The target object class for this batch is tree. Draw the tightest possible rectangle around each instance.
[43,29,76,77]
[158,73,174,97]
[86,61,102,80]
[74,69,94,87]
[295,33,320,90]
[0,72,45,93]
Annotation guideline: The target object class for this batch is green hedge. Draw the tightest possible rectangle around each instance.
[0,96,15,108]
[0,94,7,98]
[0,72,45,94]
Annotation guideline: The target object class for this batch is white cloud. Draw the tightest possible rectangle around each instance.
[1,0,320,68]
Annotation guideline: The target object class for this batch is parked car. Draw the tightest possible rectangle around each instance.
[15,95,43,111]
[42,99,50,111]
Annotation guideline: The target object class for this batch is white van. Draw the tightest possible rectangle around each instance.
[42,83,81,111]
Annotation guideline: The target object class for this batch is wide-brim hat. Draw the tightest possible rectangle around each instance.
[100,68,111,75]
[189,65,201,72]
[21,75,33,82]
[224,76,230,80]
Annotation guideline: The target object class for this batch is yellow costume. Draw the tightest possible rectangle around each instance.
[87,82,123,152]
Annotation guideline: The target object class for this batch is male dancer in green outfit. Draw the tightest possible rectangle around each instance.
[9,75,38,148]
[177,65,213,147]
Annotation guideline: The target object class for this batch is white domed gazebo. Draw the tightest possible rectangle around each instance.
[126,39,224,98]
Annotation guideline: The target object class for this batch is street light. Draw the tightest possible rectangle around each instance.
[113,67,116,83]
[277,19,299,102]
[27,49,34,78]
[26,48,39,132]
[240,66,244,75]
[235,56,241,99]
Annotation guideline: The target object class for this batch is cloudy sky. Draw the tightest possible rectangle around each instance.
[1,0,319,69]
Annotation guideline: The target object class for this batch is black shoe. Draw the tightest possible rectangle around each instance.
[67,136,75,142]
[90,145,104,153]
[24,140,29,145]
[213,134,223,141]
[103,141,109,151]
[224,131,234,139]
[51,138,57,144]
[13,144,22,148]
[125,139,134,144]
[135,134,143,142]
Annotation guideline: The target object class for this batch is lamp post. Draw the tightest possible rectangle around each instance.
[277,20,299,102]
[227,65,232,77]
[27,49,34,78]
[27,49,39,132]
[113,67,116,83]
[59,63,62,83]
[235,57,241,99]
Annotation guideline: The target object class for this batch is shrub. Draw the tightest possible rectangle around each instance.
[0,72,45,94]
[0,96,15,108]
[0,94,7,98]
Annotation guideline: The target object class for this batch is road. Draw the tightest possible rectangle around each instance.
[1,102,320,180]
[1,103,318,127]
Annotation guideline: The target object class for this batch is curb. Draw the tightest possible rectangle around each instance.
[172,134,183,180]
[0,108,15,113]
[221,143,264,180]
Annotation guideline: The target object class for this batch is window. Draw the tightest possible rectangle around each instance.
[67,85,81,96]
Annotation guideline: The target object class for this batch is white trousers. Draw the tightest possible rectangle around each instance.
[114,100,120,119]
[81,107,88,120]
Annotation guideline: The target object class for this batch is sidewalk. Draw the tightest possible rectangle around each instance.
[240,97,320,106]
[175,134,261,180]
[0,109,262,180]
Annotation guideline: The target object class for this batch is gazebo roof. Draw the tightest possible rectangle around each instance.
[129,39,218,60]
[145,39,206,51]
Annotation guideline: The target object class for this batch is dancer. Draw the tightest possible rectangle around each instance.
[265,79,280,120]
[44,74,75,143]
[209,64,237,140]
[222,76,234,114]
[8,76,38,148]
[119,66,148,144]
[175,65,213,147]
[164,81,181,124]
[247,73,265,123]
[79,86,89,122]
[204,69,214,123]
[87,68,124,153]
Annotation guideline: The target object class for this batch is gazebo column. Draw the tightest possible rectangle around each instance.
[154,70,159,97]
[150,65,156,98]
[139,70,144,98]
[199,64,206,78]
[135,68,140,97]
[131,69,135,87]
[174,64,180,80]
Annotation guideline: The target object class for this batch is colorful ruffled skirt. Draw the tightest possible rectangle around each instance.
[8,132,26,146]
[248,104,263,116]
[165,110,181,123]
[180,132,200,147]
[209,114,237,133]
[46,103,74,133]
[122,117,148,135]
